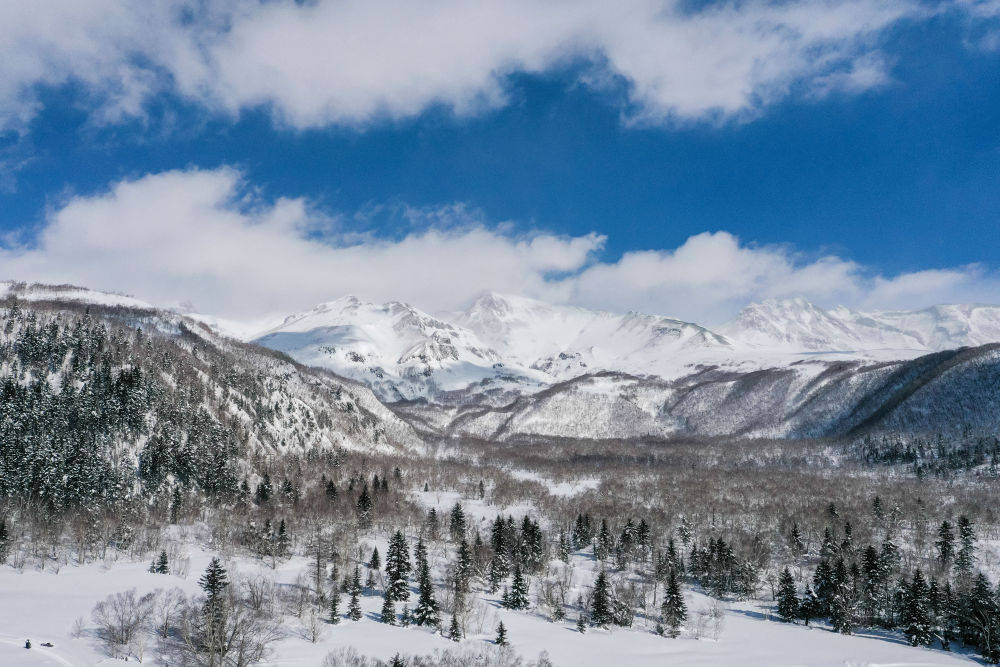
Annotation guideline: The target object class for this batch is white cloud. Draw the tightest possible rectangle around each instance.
[1,168,997,324]
[1,0,981,132]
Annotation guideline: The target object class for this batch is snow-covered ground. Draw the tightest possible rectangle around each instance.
[0,543,976,666]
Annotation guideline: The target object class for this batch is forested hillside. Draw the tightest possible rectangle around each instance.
[0,297,420,509]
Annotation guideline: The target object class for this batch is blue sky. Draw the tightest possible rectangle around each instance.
[0,1,999,322]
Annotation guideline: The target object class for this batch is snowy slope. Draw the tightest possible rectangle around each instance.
[456,292,733,379]
[252,296,547,401]
[720,298,1000,353]
[0,280,154,310]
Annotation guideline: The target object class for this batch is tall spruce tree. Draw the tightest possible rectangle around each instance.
[903,569,933,646]
[347,565,363,621]
[776,567,799,622]
[661,568,687,637]
[591,570,613,626]
[504,564,529,610]
[412,538,439,627]
[385,530,412,602]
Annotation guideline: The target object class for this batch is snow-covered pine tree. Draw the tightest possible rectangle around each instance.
[504,563,529,610]
[347,565,363,620]
[661,568,686,637]
[412,538,439,627]
[385,530,412,602]
[591,570,613,626]
[902,569,933,646]
[449,502,466,541]
[380,588,396,625]
[495,620,507,646]
[329,584,341,624]
[776,567,799,622]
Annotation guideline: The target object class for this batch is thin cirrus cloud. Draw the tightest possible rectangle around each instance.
[0,167,996,324]
[0,0,988,133]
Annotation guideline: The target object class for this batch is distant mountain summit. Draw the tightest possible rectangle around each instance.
[719,298,1000,353]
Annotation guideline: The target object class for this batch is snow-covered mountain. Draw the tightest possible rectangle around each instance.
[249,292,1000,402]
[250,293,736,400]
[456,292,733,377]
[252,296,542,401]
[720,298,1000,353]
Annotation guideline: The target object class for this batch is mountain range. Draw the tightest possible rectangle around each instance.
[6,280,1000,444]
[247,291,1000,403]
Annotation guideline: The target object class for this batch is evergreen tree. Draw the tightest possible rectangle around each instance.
[368,546,381,571]
[576,612,587,633]
[254,472,272,504]
[789,523,805,557]
[390,654,405,667]
[356,483,373,528]
[799,584,820,626]
[199,557,230,640]
[448,614,462,642]
[154,549,169,574]
[449,502,467,541]
[903,569,933,646]
[495,621,508,646]
[347,565,363,620]
[385,530,412,602]
[955,516,976,583]
[595,519,612,560]
[329,584,341,624]
[0,519,8,564]
[776,567,799,622]
[591,570,613,626]
[504,564,529,610]
[661,568,687,637]
[829,557,856,634]
[380,588,396,625]
[935,520,955,569]
[275,518,289,557]
[412,538,439,627]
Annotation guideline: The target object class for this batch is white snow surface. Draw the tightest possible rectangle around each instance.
[0,528,975,666]
[0,281,153,310]
[243,292,1000,402]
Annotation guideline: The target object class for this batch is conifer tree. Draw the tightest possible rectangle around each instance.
[412,538,439,627]
[829,557,856,634]
[329,583,341,624]
[368,546,381,570]
[661,568,687,637]
[449,502,467,541]
[955,516,976,583]
[776,567,799,622]
[903,569,933,646]
[504,564,529,610]
[380,588,396,625]
[936,520,955,569]
[591,570,613,626]
[154,549,169,574]
[789,523,805,557]
[385,530,412,602]
[347,565,363,620]
[448,614,462,641]
[0,519,9,564]
[391,654,405,667]
[199,557,229,641]
[495,621,508,646]
[275,519,289,557]
[356,483,373,528]
[799,584,820,626]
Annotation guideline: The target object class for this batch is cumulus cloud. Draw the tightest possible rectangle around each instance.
[2,0,988,132]
[1,167,997,324]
